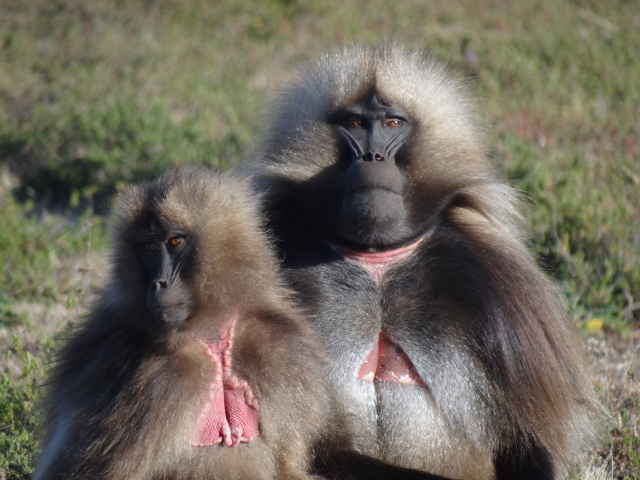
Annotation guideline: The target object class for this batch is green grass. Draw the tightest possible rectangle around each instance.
[0,0,638,477]
[0,336,49,480]
[0,194,105,308]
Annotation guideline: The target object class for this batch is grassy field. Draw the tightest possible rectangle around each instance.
[0,0,638,478]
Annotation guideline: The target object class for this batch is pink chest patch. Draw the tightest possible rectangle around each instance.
[357,333,425,386]
[330,240,424,386]
[330,238,422,284]
[190,314,259,447]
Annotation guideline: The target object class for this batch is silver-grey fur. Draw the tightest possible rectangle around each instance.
[245,44,600,480]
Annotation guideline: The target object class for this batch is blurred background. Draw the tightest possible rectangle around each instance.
[0,1,638,478]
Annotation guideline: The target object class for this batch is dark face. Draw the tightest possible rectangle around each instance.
[136,227,195,329]
[333,95,413,249]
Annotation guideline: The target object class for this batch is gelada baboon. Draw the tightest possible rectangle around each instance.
[245,45,600,480]
[34,168,328,480]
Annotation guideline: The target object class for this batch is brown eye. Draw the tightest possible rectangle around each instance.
[385,119,401,128]
[168,236,185,248]
[344,117,362,128]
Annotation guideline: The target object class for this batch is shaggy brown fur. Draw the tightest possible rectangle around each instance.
[244,45,601,480]
[34,168,328,480]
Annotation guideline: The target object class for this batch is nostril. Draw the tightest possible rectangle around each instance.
[158,280,167,289]
[363,153,374,161]
[374,153,384,161]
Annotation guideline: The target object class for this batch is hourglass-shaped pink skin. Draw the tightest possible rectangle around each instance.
[190,314,259,447]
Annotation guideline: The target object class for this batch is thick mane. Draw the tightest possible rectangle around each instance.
[247,45,522,242]
[241,44,601,479]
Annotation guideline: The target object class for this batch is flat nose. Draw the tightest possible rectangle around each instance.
[362,152,385,162]
[151,279,168,291]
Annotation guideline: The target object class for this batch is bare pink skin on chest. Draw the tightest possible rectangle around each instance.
[190,314,259,447]
[357,333,425,386]
[330,238,422,284]
[332,239,425,386]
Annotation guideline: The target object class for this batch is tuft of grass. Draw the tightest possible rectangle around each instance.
[0,336,49,480]
[0,296,27,328]
[587,335,640,479]
[598,390,640,479]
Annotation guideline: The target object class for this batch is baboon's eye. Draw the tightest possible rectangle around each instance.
[168,236,185,248]
[143,242,157,251]
[344,117,362,128]
[384,119,402,128]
